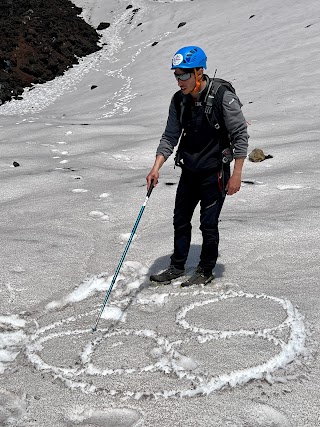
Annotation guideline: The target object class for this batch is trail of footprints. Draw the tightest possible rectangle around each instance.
[45,130,136,229]
[48,133,111,222]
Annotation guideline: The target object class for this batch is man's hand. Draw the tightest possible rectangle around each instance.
[146,154,166,190]
[146,167,159,190]
[225,173,242,195]
[225,157,245,196]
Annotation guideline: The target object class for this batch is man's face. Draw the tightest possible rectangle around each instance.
[173,68,196,95]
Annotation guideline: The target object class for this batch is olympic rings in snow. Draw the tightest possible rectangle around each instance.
[26,289,306,399]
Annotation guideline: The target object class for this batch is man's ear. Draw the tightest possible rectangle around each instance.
[197,68,204,79]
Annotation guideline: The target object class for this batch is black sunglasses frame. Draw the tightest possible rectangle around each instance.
[174,72,192,82]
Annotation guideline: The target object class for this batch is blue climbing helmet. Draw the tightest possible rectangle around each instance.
[171,46,207,70]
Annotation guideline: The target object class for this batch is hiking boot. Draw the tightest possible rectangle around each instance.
[150,265,185,285]
[180,266,214,288]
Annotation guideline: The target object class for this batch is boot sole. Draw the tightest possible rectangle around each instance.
[150,279,172,286]
[180,275,214,288]
[150,274,185,286]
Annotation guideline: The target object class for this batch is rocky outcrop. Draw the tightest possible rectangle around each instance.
[0,0,102,105]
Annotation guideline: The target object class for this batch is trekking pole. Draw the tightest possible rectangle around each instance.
[92,180,154,332]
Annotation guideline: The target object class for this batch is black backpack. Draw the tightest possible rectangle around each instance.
[174,77,238,131]
[173,77,239,168]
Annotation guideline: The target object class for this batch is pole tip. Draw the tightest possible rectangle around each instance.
[91,327,97,333]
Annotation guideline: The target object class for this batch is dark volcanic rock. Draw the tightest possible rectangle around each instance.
[0,0,102,105]
[97,22,110,30]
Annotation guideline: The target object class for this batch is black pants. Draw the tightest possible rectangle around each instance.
[170,168,228,272]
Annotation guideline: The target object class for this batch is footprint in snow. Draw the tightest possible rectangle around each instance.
[112,154,131,162]
[120,233,136,244]
[88,211,109,221]
[65,406,141,426]
[99,193,110,198]
[231,401,291,427]
[51,149,69,156]
[276,184,305,190]
[72,189,88,193]
[0,389,26,425]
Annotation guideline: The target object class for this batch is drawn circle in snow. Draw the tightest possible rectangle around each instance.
[26,290,306,399]
[174,290,306,397]
[26,327,181,398]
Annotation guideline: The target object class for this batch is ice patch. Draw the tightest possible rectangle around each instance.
[0,389,26,425]
[88,210,104,217]
[241,402,291,426]
[51,148,61,153]
[0,331,28,348]
[172,352,198,371]
[65,405,141,426]
[101,306,127,322]
[46,262,148,311]
[136,293,169,306]
[126,280,141,291]
[0,330,27,374]
[120,233,136,244]
[0,349,19,363]
[112,154,131,162]
[0,315,26,329]
[72,189,88,193]
[88,211,109,221]
[46,273,111,310]
[277,184,304,190]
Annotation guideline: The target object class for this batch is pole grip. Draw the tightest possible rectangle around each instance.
[147,179,154,198]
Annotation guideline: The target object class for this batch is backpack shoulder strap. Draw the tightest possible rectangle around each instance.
[173,91,187,125]
[204,79,221,129]
[204,78,231,129]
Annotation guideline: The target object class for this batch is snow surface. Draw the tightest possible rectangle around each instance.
[0,0,320,425]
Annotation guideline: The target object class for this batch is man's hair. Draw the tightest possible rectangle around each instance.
[182,67,203,73]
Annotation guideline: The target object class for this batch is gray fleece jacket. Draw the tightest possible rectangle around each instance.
[156,77,249,161]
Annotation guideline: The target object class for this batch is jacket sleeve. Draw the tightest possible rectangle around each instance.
[156,95,183,159]
[222,90,249,158]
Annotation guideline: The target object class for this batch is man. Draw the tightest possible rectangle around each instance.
[146,46,248,287]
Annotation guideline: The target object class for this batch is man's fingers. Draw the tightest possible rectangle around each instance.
[146,175,159,190]
[227,187,239,196]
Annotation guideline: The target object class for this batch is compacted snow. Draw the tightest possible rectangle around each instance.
[0,0,319,425]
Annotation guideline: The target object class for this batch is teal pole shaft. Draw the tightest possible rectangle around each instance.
[92,182,154,332]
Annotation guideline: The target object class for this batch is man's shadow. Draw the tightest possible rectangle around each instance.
[102,245,225,333]
[148,244,225,279]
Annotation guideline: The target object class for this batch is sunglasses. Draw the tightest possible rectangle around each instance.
[174,72,192,81]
